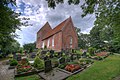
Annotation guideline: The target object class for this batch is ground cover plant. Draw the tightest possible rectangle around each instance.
[67,55,120,80]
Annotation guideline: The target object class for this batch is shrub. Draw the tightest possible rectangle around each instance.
[33,56,44,69]
[58,63,67,69]
[88,47,95,56]
[10,59,18,66]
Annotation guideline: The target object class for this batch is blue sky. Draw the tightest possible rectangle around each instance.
[9,0,96,46]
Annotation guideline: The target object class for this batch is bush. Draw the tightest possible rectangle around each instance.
[88,47,95,56]
[33,56,44,69]
[10,59,18,66]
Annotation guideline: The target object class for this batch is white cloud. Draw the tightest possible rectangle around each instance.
[14,0,95,46]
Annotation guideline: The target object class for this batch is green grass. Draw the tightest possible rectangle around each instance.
[15,74,40,80]
[67,55,120,80]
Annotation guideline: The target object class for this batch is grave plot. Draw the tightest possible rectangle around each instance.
[38,55,93,80]
[58,58,93,74]
[39,59,72,80]
[15,58,36,77]
[89,52,109,60]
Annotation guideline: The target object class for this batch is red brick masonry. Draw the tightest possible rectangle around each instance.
[36,17,78,51]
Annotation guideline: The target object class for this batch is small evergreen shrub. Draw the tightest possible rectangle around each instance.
[10,59,18,66]
[33,56,44,69]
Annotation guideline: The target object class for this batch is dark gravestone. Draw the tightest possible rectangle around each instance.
[44,60,52,73]
[59,57,65,64]
[44,56,48,61]
[58,52,62,58]
[41,50,47,54]
[82,52,87,57]
[50,50,54,58]
[17,55,21,61]
[70,54,74,61]
[30,52,36,58]
[13,53,17,59]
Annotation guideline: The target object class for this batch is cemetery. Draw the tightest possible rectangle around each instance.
[0,48,112,80]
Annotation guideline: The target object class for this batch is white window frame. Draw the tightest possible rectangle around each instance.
[70,37,72,48]
[47,39,50,48]
[42,41,44,48]
[52,36,54,47]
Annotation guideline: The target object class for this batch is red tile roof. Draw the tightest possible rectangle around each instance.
[42,18,69,40]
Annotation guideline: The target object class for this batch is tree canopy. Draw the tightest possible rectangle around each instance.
[0,0,21,54]
[46,0,120,52]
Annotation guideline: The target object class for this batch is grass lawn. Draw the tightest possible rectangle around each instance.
[15,74,40,80]
[67,55,120,80]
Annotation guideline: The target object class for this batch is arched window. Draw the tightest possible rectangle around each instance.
[47,39,50,47]
[42,41,44,48]
[52,36,54,47]
[70,37,73,48]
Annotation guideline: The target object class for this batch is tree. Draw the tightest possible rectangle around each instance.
[75,27,90,49]
[46,0,120,47]
[23,42,36,53]
[0,0,21,54]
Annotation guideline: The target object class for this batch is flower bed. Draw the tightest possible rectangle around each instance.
[16,64,33,74]
[58,59,93,73]
[15,58,36,77]
[96,52,108,57]
[65,64,81,72]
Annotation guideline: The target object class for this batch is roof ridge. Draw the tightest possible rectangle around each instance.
[37,22,51,33]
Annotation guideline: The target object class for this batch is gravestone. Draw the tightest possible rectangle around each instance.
[17,55,21,61]
[50,50,54,58]
[58,52,62,58]
[13,53,17,59]
[44,56,48,61]
[44,60,52,73]
[30,52,36,58]
[82,52,87,57]
[41,50,47,54]
[59,57,65,64]
[70,54,74,61]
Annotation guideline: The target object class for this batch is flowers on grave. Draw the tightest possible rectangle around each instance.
[33,56,44,70]
[65,64,80,72]
[17,64,32,74]
[96,52,108,57]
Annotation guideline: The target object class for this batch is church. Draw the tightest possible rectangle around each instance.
[36,17,78,51]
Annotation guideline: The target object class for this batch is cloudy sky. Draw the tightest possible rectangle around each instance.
[9,0,96,46]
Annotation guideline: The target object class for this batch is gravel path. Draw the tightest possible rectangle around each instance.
[0,60,14,80]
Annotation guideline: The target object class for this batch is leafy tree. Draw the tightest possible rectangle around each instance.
[75,27,90,49]
[23,42,36,53]
[46,0,120,52]
[0,0,21,54]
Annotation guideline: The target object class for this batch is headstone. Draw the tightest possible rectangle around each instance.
[58,52,62,58]
[30,52,36,58]
[44,56,48,61]
[82,52,87,57]
[13,53,17,59]
[59,57,65,64]
[44,60,52,73]
[17,55,21,61]
[50,50,54,58]
[41,50,47,54]
[70,54,74,61]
